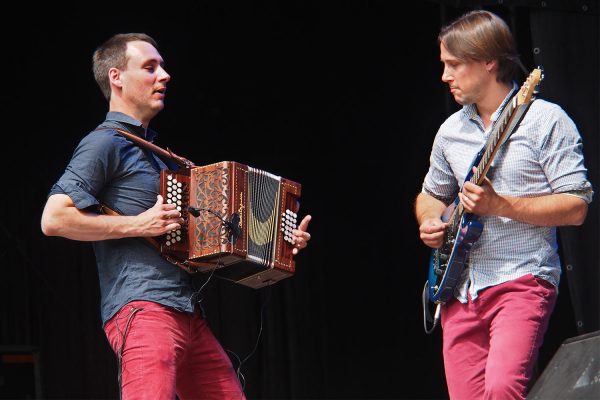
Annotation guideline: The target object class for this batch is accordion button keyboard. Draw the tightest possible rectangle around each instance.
[282,208,298,244]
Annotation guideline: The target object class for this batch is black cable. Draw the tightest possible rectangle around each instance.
[226,283,272,396]
[188,253,219,313]
[422,281,441,334]
[224,349,245,399]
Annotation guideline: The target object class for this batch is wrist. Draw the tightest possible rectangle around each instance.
[495,195,516,219]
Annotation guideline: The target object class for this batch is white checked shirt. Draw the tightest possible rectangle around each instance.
[422,84,594,303]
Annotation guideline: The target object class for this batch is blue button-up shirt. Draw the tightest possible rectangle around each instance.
[422,86,593,303]
[48,112,196,324]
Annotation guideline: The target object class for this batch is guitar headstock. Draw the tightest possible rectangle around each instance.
[516,66,543,105]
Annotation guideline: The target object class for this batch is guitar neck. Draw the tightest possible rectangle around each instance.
[446,95,532,231]
[472,97,515,184]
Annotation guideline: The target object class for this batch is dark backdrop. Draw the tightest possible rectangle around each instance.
[0,1,597,399]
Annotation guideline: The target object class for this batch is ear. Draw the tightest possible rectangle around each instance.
[108,67,123,89]
[485,59,498,73]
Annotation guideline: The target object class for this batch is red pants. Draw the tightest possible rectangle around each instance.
[104,300,245,400]
[441,274,557,400]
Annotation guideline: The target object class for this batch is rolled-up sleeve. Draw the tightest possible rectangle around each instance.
[48,132,119,211]
[422,130,459,205]
[538,106,594,204]
[48,180,100,210]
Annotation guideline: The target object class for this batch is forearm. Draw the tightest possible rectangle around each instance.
[415,192,447,225]
[495,193,588,226]
[41,194,142,241]
[415,192,449,248]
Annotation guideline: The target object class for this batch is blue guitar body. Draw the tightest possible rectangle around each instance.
[427,163,484,303]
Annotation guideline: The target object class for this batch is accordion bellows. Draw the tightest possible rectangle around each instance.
[158,161,301,288]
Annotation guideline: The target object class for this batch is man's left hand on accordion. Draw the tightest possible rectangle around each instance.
[291,215,312,255]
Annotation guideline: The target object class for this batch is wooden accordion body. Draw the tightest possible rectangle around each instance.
[158,161,301,288]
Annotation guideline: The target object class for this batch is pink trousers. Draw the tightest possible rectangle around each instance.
[441,274,557,400]
[104,300,245,400]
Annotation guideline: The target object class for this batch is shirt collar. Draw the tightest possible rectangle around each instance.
[104,111,158,142]
[461,81,520,124]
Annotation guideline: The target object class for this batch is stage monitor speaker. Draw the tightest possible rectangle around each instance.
[527,330,600,399]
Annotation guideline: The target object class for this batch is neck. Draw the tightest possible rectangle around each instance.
[476,81,513,129]
[109,98,151,128]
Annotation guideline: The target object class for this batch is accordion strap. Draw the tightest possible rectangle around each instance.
[113,129,196,169]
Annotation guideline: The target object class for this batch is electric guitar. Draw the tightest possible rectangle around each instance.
[426,67,544,305]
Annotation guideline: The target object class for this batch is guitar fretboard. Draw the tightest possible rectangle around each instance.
[471,97,518,185]
[446,95,519,234]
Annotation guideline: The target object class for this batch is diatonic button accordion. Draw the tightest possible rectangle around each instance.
[158,161,302,288]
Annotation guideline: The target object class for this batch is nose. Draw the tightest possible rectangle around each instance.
[441,66,451,83]
[159,66,171,82]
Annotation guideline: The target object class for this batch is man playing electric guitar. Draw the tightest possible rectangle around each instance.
[414,10,593,400]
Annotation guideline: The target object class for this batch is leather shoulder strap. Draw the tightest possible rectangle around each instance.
[114,129,196,169]
[93,126,195,169]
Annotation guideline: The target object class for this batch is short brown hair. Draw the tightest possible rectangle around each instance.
[438,10,522,84]
[92,33,158,100]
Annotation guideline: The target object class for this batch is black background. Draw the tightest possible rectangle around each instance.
[0,1,598,399]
